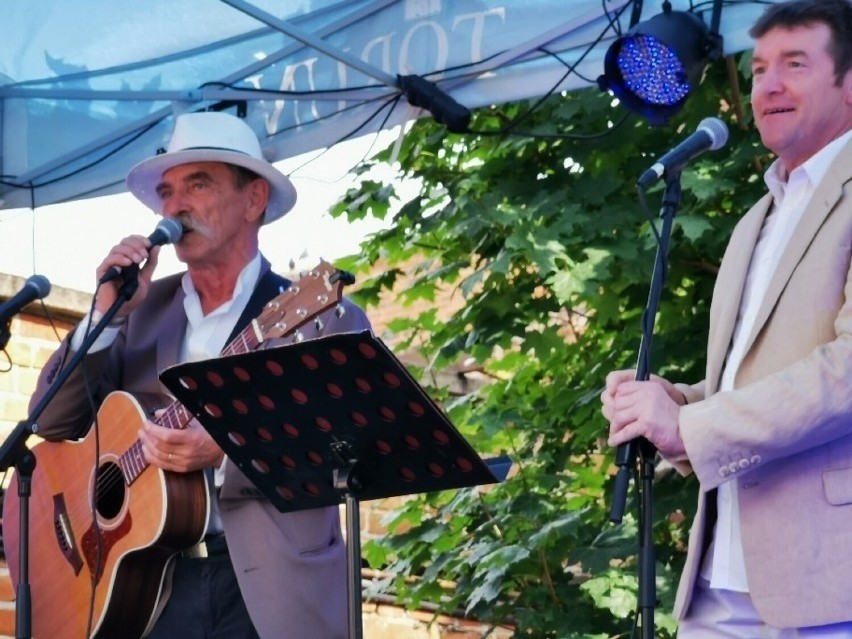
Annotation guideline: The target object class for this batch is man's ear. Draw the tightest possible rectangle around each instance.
[843,65,852,105]
[245,178,270,224]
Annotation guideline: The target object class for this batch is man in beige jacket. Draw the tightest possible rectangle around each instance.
[603,0,852,635]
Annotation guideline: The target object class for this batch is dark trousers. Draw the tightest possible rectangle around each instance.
[146,552,260,639]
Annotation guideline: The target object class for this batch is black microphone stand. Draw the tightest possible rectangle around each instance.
[0,268,139,639]
[609,173,683,639]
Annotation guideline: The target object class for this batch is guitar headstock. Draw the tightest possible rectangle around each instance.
[254,260,355,342]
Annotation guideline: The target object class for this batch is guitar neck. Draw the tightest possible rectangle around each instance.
[120,319,263,484]
[118,260,351,486]
[160,318,262,431]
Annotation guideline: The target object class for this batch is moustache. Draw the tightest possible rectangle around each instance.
[175,216,214,239]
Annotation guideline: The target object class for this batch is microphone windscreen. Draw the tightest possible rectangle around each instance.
[150,218,183,246]
[698,117,729,151]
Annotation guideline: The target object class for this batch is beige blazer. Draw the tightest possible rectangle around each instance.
[672,138,852,628]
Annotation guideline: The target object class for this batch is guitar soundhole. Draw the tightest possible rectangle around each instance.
[96,462,126,520]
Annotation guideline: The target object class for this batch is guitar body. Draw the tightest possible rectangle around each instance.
[3,391,208,639]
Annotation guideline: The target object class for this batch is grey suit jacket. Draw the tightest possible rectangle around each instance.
[672,139,852,628]
[32,257,371,639]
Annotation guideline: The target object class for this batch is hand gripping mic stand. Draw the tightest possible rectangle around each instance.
[0,266,140,639]
[609,174,684,639]
[159,330,511,639]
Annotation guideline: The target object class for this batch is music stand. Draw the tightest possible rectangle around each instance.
[159,330,510,639]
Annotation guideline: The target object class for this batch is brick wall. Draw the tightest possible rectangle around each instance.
[0,273,511,638]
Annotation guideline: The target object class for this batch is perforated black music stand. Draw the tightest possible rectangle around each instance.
[159,330,510,639]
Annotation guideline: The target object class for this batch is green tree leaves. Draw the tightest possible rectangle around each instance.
[337,54,765,637]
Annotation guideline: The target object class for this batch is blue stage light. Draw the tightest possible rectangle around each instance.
[599,3,721,123]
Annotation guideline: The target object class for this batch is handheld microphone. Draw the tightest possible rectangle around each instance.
[99,218,183,284]
[0,274,51,325]
[637,117,729,188]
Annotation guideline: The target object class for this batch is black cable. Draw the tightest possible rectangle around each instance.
[465,0,634,139]
[285,94,404,178]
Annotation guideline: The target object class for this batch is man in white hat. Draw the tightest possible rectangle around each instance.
[29,111,370,638]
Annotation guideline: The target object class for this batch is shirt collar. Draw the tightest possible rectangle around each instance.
[764,130,852,202]
[181,252,262,321]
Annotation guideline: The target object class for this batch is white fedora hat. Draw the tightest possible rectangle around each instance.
[126,111,296,224]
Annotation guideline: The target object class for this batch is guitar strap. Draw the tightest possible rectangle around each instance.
[226,267,292,344]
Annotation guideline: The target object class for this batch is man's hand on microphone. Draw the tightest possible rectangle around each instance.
[603,370,687,459]
[94,234,161,318]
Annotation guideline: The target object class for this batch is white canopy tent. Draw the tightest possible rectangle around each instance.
[1,0,779,212]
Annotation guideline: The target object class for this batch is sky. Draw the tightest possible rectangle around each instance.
[0,130,408,295]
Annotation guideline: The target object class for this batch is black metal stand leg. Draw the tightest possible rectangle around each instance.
[344,491,363,639]
[14,450,35,639]
[334,466,363,639]
[638,447,656,639]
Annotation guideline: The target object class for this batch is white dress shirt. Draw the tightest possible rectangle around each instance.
[179,253,261,534]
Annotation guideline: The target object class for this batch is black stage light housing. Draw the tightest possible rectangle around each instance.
[599,2,722,124]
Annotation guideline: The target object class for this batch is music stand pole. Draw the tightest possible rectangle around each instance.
[0,269,139,639]
[333,457,364,639]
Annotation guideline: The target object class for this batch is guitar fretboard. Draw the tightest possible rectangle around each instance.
[113,263,346,486]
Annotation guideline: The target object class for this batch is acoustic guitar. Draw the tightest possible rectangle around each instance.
[2,261,352,639]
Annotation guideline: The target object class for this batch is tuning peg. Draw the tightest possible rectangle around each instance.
[335,304,346,319]
[293,330,304,343]
[314,317,325,332]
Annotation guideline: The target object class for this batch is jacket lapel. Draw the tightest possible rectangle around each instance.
[741,140,852,360]
[705,195,772,392]
[156,282,188,374]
